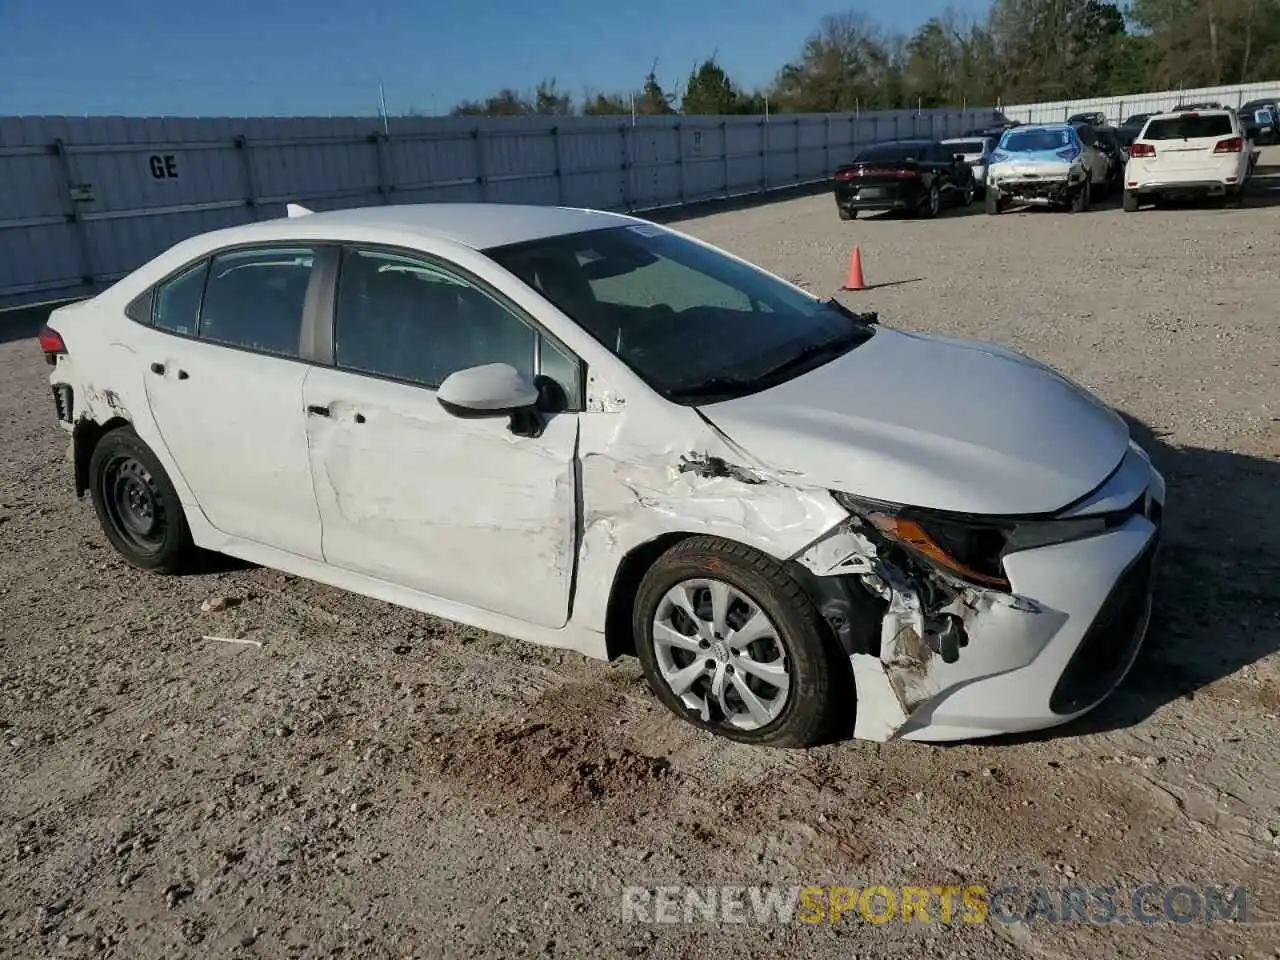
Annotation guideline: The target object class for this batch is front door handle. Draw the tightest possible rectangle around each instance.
[306,404,330,417]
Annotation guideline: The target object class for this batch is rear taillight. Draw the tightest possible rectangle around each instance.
[1129,142,1156,158]
[834,169,856,181]
[38,326,67,365]
[1213,136,1244,154]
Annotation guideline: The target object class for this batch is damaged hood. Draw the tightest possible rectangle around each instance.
[697,328,1130,516]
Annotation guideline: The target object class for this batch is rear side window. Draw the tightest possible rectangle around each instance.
[154,261,208,335]
[198,247,316,358]
[1143,115,1234,140]
[948,141,986,155]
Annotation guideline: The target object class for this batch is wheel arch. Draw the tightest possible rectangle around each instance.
[601,528,877,672]
[73,416,132,498]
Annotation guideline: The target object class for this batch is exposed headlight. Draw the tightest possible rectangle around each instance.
[830,492,1111,590]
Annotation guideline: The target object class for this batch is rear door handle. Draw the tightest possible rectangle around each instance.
[306,404,330,417]
[149,362,165,375]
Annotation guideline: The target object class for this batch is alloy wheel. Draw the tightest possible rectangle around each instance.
[650,578,790,731]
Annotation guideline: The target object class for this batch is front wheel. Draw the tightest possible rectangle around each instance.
[1069,179,1091,213]
[985,188,1004,215]
[88,426,195,573]
[962,180,976,207]
[632,536,847,748]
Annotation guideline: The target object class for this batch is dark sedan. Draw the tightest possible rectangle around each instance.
[832,139,976,220]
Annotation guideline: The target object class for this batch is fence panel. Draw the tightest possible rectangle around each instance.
[2,81,1276,308]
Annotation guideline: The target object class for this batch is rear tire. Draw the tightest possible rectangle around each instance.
[89,426,195,574]
[837,204,856,221]
[1123,190,1140,213]
[1225,187,1246,208]
[917,183,941,219]
[632,536,847,748]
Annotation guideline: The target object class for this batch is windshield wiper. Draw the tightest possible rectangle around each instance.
[665,375,762,401]
[751,331,865,383]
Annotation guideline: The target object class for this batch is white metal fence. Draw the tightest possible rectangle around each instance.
[1003,79,1280,126]
[0,108,1002,309]
[3,78,1278,309]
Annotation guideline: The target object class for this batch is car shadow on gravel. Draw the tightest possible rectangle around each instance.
[981,411,1280,746]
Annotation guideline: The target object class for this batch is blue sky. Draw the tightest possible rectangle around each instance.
[1,0,988,117]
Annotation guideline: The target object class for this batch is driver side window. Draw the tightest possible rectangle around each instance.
[333,247,581,408]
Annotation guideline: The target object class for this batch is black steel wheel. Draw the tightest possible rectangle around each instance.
[89,427,195,573]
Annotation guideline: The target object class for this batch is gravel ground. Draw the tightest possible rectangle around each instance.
[2,153,1279,960]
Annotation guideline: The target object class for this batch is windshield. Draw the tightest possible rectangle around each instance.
[484,225,875,404]
[1001,128,1073,152]
[855,141,929,162]
[1144,114,1233,140]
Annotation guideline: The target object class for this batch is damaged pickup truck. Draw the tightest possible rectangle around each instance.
[40,200,1164,749]
[986,123,1110,213]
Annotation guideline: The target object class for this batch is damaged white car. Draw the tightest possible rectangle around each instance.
[986,123,1109,213]
[39,202,1164,748]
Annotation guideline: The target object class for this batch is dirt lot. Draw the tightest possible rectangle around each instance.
[2,156,1279,960]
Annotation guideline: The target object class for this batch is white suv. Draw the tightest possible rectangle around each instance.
[1124,109,1254,210]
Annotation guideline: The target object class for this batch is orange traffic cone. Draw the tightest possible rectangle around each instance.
[842,247,866,291]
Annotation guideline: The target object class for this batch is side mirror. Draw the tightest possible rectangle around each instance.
[437,363,543,436]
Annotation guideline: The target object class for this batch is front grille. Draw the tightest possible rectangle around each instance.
[51,384,73,423]
[1049,537,1158,715]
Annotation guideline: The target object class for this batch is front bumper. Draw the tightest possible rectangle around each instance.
[990,175,1078,203]
[803,441,1166,743]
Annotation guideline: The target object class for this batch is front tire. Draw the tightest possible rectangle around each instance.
[632,536,846,748]
[1069,179,1091,213]
[88,426,195,574]
[985,188,1004,215]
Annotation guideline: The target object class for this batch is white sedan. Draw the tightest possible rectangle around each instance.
[39,202,1165,747]
[1124,109,1254,210]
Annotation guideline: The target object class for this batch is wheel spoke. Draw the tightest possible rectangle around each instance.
[707,580,732,638]
[730,672,776,726]
[652,621,702,655]
[726,609,772,650]
[664,584,710,641]
[710,665,731,718]
[667,659,710,696]
[735,654,788,690]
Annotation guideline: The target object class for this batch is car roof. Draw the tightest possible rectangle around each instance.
[248,203,637,251]
[861,138,935,148]
[1003,123,1073,133]
[1147,108,1234,119]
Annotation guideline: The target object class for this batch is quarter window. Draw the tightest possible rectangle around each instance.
[198,246,316,358]
[334,247,541,390]
[153,260,208,335]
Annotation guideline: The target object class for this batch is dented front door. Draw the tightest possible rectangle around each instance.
[301,366,579,630]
